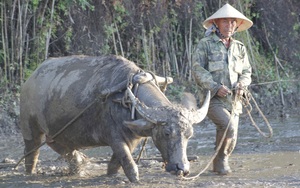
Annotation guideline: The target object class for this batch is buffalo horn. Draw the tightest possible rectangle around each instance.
[126,87,158,124]
[192,90,211,124]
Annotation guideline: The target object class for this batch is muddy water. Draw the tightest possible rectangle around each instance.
[1,116,300,187]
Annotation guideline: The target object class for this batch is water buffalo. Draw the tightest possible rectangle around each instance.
[19,55,210,182]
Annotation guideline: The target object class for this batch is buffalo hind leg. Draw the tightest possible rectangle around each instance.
[23,134,44,174]
[46,137,88,175]
[65,150,88,175]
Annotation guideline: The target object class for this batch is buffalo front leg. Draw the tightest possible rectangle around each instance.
[108,145,139,182]
[107,153,121,175]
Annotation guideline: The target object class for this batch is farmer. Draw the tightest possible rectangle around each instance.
[192,3,252,175]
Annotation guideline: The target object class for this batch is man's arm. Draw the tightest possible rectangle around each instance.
[192,42,220,97]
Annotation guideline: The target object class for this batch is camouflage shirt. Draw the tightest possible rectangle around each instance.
[192,33,252,113]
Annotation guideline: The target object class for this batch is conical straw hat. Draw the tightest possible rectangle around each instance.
[203,3,253,32]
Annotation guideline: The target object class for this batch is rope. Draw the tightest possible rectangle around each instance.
[14,70,156,170]
[14,97,100,169]
[131,71,171,160]
[249,79,299,87]
[136,138,148,164]
[241,89,273,138]
[181,104,235,180]
[181,87,273,181]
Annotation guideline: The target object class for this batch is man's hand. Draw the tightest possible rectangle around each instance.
[236,82,244,96]
[217,85,231,98]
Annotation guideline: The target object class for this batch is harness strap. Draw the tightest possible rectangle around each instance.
[122,70,169,119]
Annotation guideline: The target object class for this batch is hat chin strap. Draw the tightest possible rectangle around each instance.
[213,23,226,39]
[215,26,227,39]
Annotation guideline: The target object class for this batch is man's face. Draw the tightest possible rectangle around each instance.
[215,18,237,38]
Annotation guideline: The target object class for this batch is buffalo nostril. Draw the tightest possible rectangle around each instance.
[166,163,190,176]
[176,163,190,176]
[183,170,189,176]
[177,170,184,176]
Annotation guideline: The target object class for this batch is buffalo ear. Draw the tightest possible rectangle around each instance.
[123,119,154,131]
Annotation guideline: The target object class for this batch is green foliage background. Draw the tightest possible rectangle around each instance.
[0,0,299,106]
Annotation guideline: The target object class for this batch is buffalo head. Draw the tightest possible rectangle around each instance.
[124,88,210,176]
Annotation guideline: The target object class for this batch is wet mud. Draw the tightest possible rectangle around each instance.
[1,115,300,187]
